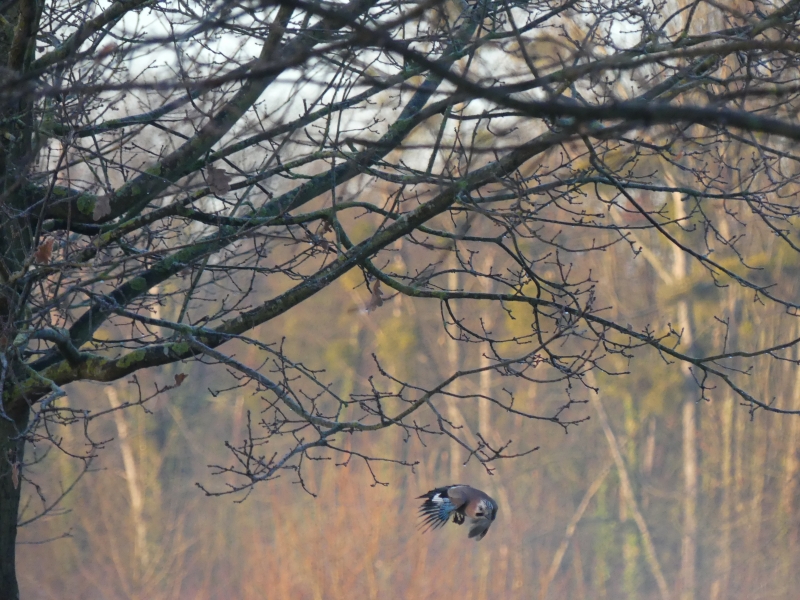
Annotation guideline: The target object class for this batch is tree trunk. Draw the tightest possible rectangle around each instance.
[478,255,495,442]
[446,269,461,479]
[713,296,739,599]
[622,394,641,600]
[732,382,745,592]
[108,386,149,590]
[747,366,767,591]
[680,390,697,600]
[780,343,800,598]
[592,479,611,600]
[0,0,43,592]
[713,389,733,600]
[0,406,29,600]
[669,187,697,600]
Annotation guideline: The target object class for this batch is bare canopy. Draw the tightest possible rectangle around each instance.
[3,0,800,595]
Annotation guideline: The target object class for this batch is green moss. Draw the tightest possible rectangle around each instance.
[169,341,190,355]
[13,361,75,400]
[83,355,107,372]
[76,194,95,216]
[129,277,148,291]
[116,349,146,369]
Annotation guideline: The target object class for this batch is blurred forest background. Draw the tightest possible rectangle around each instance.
[4,0,800,597]
[17,216,800,600]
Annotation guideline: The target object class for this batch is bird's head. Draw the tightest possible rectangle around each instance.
[475,498,497,521]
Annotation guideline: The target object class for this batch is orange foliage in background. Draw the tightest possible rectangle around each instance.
[15,238,800,599]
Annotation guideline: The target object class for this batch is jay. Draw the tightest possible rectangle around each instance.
[418,485,498,541]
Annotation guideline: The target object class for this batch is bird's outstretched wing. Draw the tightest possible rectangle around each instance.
[417,485,467,532]
[468,519,492,540]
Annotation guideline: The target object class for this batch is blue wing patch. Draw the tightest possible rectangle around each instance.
[417,487,459,532]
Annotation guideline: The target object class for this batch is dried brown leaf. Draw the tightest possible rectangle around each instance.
[93,195,111,221]
[95,43,118,61]
[207,164,231,195]
[174,373,187,386]
[365,280,384,312]
[33,238,55,264]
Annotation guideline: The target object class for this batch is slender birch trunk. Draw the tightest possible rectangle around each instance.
[447,269,461,479]
[780,341,800,598]
[107,386,149,590]
[622,394,641,599]
[669,188,697,600]
[680,389,698,600]
[479,256,495,443]
[746,329,768,591]
[713,387,733,600]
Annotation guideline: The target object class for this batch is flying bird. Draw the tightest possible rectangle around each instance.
[418,484,498,541]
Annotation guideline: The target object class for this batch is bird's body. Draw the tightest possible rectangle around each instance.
[417,484,498,541]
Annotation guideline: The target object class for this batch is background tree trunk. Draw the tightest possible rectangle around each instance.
[713,388,733,600]
[780,341,800,598]
[622,394,641,600]
[680,391,697,600]
[670,189,697,600]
